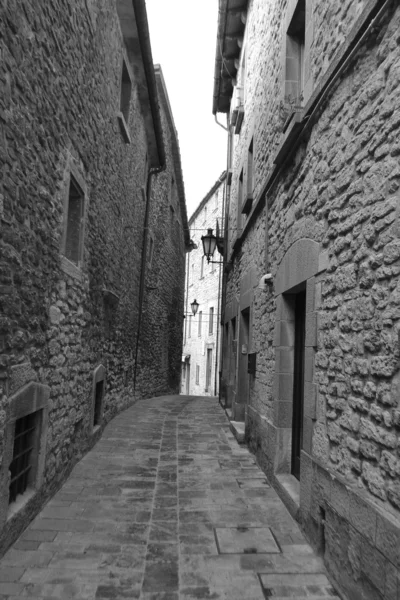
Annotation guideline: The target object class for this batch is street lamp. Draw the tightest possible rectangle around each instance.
[190,299,199,316]
[201,228,224,263]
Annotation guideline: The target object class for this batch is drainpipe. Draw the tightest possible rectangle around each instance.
[217,119,233,404]
[133,166,163,396]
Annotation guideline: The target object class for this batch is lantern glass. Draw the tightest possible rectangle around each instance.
[201,228,217,262]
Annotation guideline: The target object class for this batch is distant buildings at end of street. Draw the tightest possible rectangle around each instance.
[181,173,226,397]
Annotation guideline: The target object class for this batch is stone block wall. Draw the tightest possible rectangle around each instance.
[220,0,400,597]
[0,0,186,554]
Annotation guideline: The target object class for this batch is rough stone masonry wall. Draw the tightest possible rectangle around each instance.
[138,105,186,397]
[0,0,186,554]
[223,0,400,597]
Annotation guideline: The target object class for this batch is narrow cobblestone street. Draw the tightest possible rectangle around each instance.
[0,395,339,600]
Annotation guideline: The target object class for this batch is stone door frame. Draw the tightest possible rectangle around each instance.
[272,238,320,476]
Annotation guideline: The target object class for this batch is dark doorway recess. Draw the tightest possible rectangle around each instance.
[292,290,306,480]
[94,381,104,427]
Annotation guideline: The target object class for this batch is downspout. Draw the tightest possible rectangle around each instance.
[133,166,162,396]
[217,119,233,405]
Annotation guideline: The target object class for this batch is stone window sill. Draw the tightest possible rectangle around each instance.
[60,256,83,281]
[117,112,131,144]
[7,488,36,521]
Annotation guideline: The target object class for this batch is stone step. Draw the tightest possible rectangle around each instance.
[230,420,245,443]
[225,407,233,420]
[259,572,339,599]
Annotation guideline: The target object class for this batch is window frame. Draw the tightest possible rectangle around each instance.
[60,157,88,280]
[209,307,214,335]
[117,50,134,143]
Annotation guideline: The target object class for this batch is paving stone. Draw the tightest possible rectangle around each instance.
[237,477,270,489]
[215,526,280,554]
[0,395,338,599]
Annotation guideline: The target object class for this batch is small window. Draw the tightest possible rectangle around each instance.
[209,307,214,335]
[9,412,40,504]
[93,381,104,427]
[237,169,244,231]
[120,58,132,123]
[285,0,305,107]
[64,176,84,265]
[247,139,254,196]
[198,311,202,337]
[242,139,254,215]
[148,235,154,268]
[196,365,200,384]
[200,256,205,279]
[190,263,194,285]
[182,364,186,380]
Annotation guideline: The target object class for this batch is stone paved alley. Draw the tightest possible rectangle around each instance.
[0,396,340,599]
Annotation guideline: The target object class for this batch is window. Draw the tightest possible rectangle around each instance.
[3,382,50,518]
[9,412,40,504]
[247,139,254,196]
[204,206,207,223]
[200,256,205,279]
[182,364,186,380]
[64,176,84,265]
[209,307,214,335]
[120,58,132,123]
[188,315,192,338]
[148,235,154,268]
[285,0,305,108]
[198,311,202,337]
[237,169,244,233]
[196,365,200,384]
[242,139,254,215]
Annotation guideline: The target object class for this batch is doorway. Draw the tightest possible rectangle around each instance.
[237,308,250,420]
[205,349,213,393]
[186,362,190,395]
[291,290,306,480]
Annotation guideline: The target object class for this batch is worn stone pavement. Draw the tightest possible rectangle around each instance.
[0,395,340,600]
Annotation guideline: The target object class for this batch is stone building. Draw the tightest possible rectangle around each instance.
[213,0,400,598]
[181,173,226,396]
[0,0,189,554]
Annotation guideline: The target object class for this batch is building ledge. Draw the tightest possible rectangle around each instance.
[230,420,245,444]
[274,474,300,521]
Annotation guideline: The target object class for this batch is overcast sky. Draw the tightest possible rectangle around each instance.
[146,0,227,218]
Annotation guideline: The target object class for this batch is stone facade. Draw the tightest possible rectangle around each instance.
[214,0,400,598]
[181,174,226,396]
[0,0,188,554]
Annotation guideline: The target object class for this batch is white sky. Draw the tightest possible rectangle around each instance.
[146,0,227,218]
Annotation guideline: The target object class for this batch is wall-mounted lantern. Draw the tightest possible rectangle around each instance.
[201,228,224,264]
[190,299,199,316]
